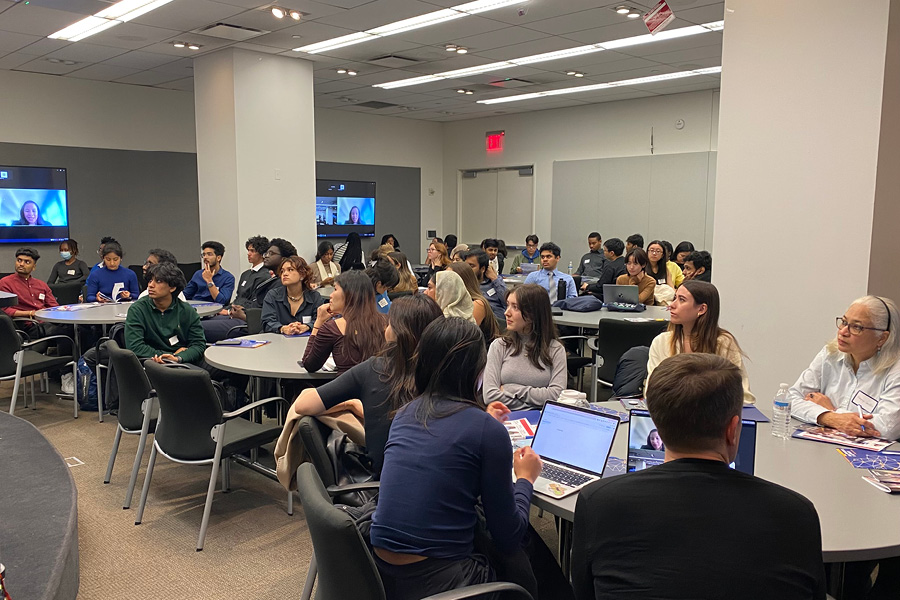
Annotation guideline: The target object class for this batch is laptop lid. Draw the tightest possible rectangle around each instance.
[531,401,619,476]
[603,284,639,304]
[627,409,758,475]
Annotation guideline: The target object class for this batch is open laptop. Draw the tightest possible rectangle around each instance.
[627,409,757,474]
[528,401,619,498]
[603,284,640,305]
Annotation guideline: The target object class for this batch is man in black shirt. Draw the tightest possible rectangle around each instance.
[682,250,712,283]
[571,353,826,600]
[574,231,606,279]
[584,237,626,299]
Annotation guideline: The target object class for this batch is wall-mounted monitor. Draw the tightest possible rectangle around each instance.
[0,166,69,243]
[316,179,375,238]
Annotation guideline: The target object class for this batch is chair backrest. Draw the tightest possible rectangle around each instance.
[143,361,223,461]
[49,281,83,305]
[244,308,263,335]
[0,314,22,377]
[106,340,152,430]
[297,416,338,488]
[127,265,146,291]
[295,463,385,600]
[387,290,412,301]
[178,262,201,282]
[595,319,669,383]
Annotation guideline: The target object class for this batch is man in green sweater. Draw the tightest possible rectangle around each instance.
[125,262,206,364]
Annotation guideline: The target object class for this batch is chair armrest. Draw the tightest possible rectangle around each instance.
[557,335,590,342]
[326,481,380,496]
[22,334,75,350]
[422,582,534,600]
[94,335,110,356]
[586,337,600,352]
[222,396,287,419]
[13,317,40,326]
[223,324,248,338]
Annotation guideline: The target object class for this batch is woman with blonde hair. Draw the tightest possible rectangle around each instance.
[425,241,451,279]
[388,251,418,293]
[448,261,499,343]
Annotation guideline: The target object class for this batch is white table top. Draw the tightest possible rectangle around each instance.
[34,299,222,325]
[502,274,529,288]
[552,305,670,328]
[203,332,338,380]
[531,401,900,562]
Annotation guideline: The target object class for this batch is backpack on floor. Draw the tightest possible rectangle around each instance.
[76,356,98,412]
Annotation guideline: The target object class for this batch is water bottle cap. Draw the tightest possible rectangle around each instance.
[779,383,790,389]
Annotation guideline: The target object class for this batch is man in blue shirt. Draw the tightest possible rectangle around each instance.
[184,241,235,305]
[524,242,576,302]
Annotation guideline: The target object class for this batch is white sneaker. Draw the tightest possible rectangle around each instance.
[61,373,75,395]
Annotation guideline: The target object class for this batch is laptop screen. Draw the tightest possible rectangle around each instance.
[627,409,757,475]
[531,401,619,476]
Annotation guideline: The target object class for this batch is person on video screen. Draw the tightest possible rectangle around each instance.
[641,428,665,451]
[345,205,361,225]
[12,200,50,226]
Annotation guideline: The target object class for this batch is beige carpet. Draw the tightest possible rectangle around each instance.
[13,384,560,600]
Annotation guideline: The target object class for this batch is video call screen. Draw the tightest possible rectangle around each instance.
[0,166,70,243]
[316,179,376,238]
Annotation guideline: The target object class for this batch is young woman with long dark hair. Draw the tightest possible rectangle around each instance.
[311,240,341,287]
[483,283,567,410]
[615,247,656,305]
[261,256,323,334]
[335,232,365,272]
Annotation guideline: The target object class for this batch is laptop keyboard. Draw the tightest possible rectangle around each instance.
[540,463,592,487]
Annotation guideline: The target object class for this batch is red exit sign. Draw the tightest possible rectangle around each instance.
[486,130,504,153]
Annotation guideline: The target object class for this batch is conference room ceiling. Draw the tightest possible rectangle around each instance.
[0,0,723,122]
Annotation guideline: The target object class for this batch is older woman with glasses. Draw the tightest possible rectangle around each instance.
[789,296,900,440]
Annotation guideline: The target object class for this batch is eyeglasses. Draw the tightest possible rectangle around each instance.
[263,251,281,258]
[648,248,664,254]
[836,317,887,335]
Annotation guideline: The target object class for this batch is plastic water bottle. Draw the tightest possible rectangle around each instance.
[772,383,791,439]
[567,261,573,275]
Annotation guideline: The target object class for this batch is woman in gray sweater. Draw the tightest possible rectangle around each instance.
[483,283,567,410]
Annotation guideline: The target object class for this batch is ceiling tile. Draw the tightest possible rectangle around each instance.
[558,20,649,45]
[0,30,41,55]
[83,22,184,50]
[149,57,196,76]
[311,0,374,8]
[104,49,180,70]
[518,7,624,36]
[643,43,722,67]
[209,0,273,8]
[0,4,91,37]
[66,63,141,81]
[23,0,103,13]
[156,76,195,91]
[114,70,181,86]
[474,34,589,61]
[138,34,235,58]
[16,37,74,57]
[481,0,612,27]
[454,25,550,53]
[314,36,422,62]
[131,0,246,31]
[667,2,725,25]
[261,20,355,49]
[0,51,37,69]
[46,42,129,63]
[614,31,722,58]
[390,14,509,46]
[317,0,438,30]
[14,56,85,75]
[315,78,367,93]
[232,41,287,54]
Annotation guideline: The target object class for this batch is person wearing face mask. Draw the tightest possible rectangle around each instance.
[48,239,90,284]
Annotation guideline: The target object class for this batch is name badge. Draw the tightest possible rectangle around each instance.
[241,280,247,286]
[486,288,496,297]
[584,259,590,264]
[168,335,179,345]
[302,316,311,324]
[851,390,879,414]
[67,269,76,275]
[378,297,389,308]
[38,293,45,300]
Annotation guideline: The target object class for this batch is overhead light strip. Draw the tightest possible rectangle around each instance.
[373,20,723,90]
[293,0,527,54]
[48,0,176,41]
[476,66,721,104]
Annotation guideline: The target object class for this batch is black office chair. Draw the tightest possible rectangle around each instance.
[178,262,201,282]
[102,340,158,509]
[94,323,126,423]
[49,281,83,305]
[296,463,533,600]
[127,265,146,291]
[0,314,77,417]
[588,319,668,402]
[137,361,291,550]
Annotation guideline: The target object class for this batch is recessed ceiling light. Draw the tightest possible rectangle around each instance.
[337,68,347,74]
[289,10,301,20]
[271,6,285,18]
[188,44,200,50]
[627,11,641,18]
[48,0,176,41]
[456,47,468,54]
[574,72,584,77]
[173,41,185,48]
[347,70,357,76]
[615,6,630,14]
[457,89,466,93]
[47,58,61,63]
[457,88,474,94]
[446,44,458,51]
[566,71,576,76]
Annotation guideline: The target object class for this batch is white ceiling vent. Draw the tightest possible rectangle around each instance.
[192,23,270,42]
[367,55,421,68]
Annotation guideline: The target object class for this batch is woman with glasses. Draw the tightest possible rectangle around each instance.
[646,240,683,288]
[645,280,754,403]
[788,296,900,440]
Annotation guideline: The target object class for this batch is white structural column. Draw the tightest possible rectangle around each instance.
[194,48,317,278]
[713,0,899,399]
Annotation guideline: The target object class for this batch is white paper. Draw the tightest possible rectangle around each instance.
[111,282,124,300]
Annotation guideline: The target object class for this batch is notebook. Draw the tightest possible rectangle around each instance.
[528,401,619,498]
[627,409,757,475]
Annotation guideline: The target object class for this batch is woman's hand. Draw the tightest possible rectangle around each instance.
[818,411,881,437]
[120,290,131,300]
[321,277,334,287]
[805,392,835,411]
[486,401,510,423]
[513,447,543,484]
[314,303,332,327]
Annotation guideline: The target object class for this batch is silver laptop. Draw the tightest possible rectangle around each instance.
[529,401,619,498]
[603,284,640,304]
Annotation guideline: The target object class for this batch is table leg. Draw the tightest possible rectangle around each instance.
[558,518,573,579]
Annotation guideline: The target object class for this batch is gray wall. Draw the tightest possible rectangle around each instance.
[315,161,422,263]
[0,142,200,280]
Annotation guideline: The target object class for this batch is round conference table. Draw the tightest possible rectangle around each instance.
[35,299,223,326]
[552,304,670,328]
[203,332,337,381]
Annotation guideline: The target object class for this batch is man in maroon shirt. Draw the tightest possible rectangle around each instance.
[0,247,68,338]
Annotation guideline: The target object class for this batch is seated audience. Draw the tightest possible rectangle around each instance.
[646,239,683,288]
[525,242,576,302]
[48,239,90,284]
[450,243,469,262]
[572,353,826,600]
[790,296,900,440]
[311,240,341,287]
[369,244,396,267]
[370,317,545,600]
[261,256,324,335]
[625,233,644,253]
[336,232,365,273]
[264,238,298,270]
[388,251,418,293]
[302,270,386,374]
[431,236,445,246]
[434,270,475,324]
[481,238,504,274]
[425,240,451,278]
[89,235,119,274]
[0,248,62,330]
[124,262,206,365]
[85,242,139,302]
[367,258,400,314]
[288,295,443,475]
[660,240,675,262]
[483,283,566,410]
[584,238,626,298]
[673,241,695,269]
[575,232,606,279]
[615,247,656,305]
[184,241,235,304]
[462,248,507,325]
[510,234,540,274]
[683,250,712,282]
[139,249,185,301]
[448,262,499,343]
[646,280,754,403]
[202,237,273,341]
[381,234,400,250]
[443,234,457,252]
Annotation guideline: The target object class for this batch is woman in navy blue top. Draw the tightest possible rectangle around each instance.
[370,317,543,600]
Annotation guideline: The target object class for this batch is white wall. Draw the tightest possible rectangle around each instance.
[0,70,195,152]
[441,90,720,245]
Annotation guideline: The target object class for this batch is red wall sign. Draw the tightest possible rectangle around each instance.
[486,130,504,153]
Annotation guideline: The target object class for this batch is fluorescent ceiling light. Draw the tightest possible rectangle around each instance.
[293,0,525,54]
[477,66,721,104]
[373,20,723,90]
[49,0,175,41]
